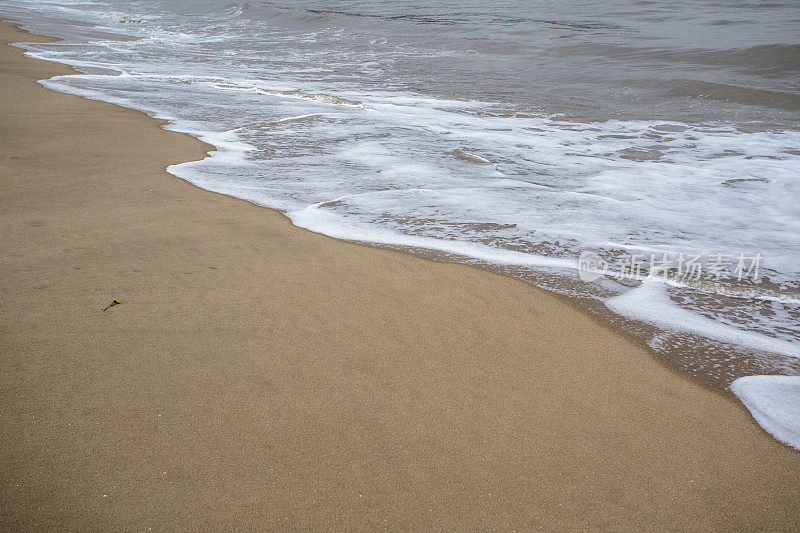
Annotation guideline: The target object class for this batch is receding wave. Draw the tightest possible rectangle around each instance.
[667,79,800,110]
[554,43,800,74]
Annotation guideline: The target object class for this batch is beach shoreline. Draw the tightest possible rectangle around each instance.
[1,20,798,531]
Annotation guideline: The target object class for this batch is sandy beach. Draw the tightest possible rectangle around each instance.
[1,20,798,530]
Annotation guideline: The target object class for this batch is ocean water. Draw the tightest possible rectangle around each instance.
[2,0,799,445]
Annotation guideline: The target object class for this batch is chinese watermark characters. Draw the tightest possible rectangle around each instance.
[578,250,762,284]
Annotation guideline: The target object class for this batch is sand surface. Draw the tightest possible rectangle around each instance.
[1,21,798,530]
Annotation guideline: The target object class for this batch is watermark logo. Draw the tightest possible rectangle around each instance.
[578,250,609,282]
[576,250,762,283]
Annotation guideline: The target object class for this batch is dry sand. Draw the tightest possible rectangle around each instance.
[1,21,798,531]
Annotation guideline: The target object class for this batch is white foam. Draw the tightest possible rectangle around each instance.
[276,113,325,123]
[730,375,800,451]
[452,148,492,164]
[288,200,576,271]
[605,280,799,358]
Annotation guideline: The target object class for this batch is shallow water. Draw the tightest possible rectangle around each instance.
[2,0,799,443]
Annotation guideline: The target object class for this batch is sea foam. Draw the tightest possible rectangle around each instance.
[605,280,799,358]
[730,375,800,450]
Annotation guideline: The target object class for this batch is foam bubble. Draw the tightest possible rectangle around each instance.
[605,280,799,358]
[289,201,576,270]
[730,375,800,451]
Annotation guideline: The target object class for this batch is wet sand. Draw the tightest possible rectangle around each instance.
[1,21,798,531]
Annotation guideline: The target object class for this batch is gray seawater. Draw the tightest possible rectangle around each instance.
[2,0,799,442]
